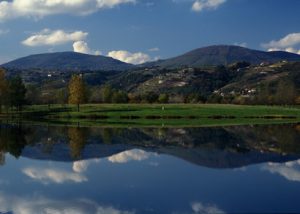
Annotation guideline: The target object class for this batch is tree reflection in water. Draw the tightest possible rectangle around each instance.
[0,122,299,168]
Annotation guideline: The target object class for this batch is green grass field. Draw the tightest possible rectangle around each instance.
[1,104,299,127]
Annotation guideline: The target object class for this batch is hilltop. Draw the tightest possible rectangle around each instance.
[144,45,300,68]
[2,51,134,71]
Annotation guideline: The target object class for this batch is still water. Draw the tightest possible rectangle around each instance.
[0,123,299,213]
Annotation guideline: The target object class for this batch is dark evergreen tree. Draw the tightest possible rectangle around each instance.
[9,76,27,111]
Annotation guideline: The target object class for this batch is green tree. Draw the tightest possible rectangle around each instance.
[207,93,223,104]
[56,88,68,107]
[158,93,169,103]
[275,80,296,105]
[142,92,159,103]
[255,83,270,105]
[88,86,102,103]
[128,93,142,103]
[9,76,27,111]
[111,90,128,103]
[26,84,41,105]
[185,93,206,103]
[42,91,56,109]
[0,69,9,113]
[68,75,86,112]
[101,85,113,103]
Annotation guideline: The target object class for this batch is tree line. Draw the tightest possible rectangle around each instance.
[0,67,299,113]
[0,69,27,113]
[0,68,171,113]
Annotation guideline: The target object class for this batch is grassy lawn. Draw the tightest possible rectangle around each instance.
[1,103,299,127]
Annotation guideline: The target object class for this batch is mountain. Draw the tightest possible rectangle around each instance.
[2,51,134,71]
[144,45,300,68]
[3,45,300,72]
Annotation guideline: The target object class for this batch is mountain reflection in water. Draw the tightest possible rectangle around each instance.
[0,123,299,168]
[0,122,300,214]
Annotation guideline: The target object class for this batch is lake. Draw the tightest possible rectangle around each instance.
[0,122,299,213]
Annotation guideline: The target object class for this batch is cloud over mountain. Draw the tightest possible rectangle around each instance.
[73,41,102,55]
[108,50,151,64]
[22,29,88,47]
[263,33,300,54]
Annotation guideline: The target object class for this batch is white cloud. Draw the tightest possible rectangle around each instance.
[148,47,160,52]
[0,0,136,21]
[73,160,90,173]
[97,0,136,8]
[73,41,102,55]
[72,158,100,173]
[267,47,300,55]
[22,167,88,184]
[0,193,135,214]
[263,33,300,49]
[22,29,88,47]
[73,41,91,54]
[191,202,225,214]
[108,50,151,64]
[263,159,300,182]
[233,42,247,48]
[191,0,226,12]
[285,47,300,54]
[108,149,151,163]
[262,33,300,55]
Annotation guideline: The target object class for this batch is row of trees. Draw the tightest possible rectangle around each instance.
[0,70,88,112]
[0,69,27,112]
[1,69,299,113]
[68,76,171,111]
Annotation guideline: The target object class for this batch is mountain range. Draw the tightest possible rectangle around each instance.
[2,45,300,71]
[1,45,300,104]
[2,51,134,71]
[145,45,300,68]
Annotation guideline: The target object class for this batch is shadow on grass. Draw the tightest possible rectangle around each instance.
[87,109,138,113]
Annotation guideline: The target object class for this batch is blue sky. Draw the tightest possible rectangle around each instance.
[0,0,300,64]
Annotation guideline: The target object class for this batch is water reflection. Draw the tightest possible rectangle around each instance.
[190,202,225,214]
[263,159,300,182]
[108,149,151,163]
[0,122,299,213]
[0,194,134,214]
[0,123,299,168]
[22,166,88,184]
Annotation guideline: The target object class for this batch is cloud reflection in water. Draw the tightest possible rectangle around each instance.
[108,149,152,164]
[0,193,134,214]
[263,159,300,182]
